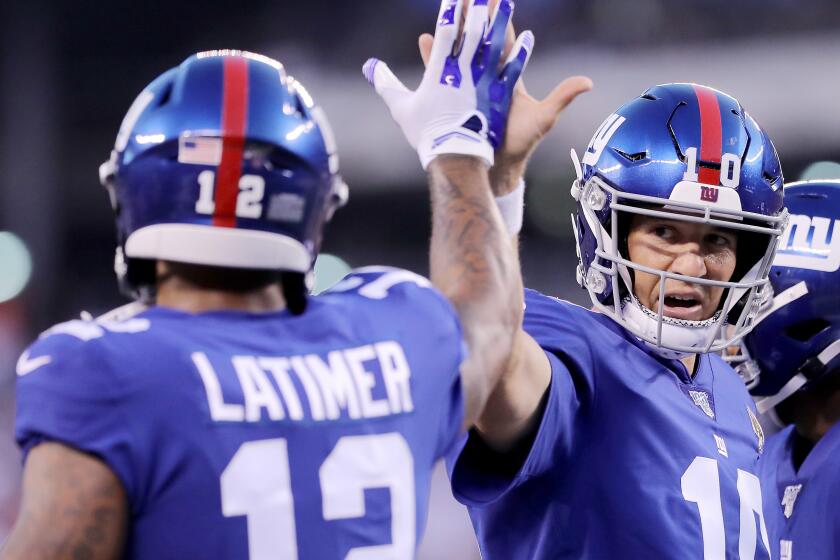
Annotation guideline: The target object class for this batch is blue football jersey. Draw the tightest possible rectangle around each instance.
[15,267,465,560]
[449,289,771,559]
[757,422,840,560]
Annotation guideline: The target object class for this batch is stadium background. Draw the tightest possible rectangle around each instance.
[1,0,839,555]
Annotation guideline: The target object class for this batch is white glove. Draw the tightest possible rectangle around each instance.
[363,0,534,170]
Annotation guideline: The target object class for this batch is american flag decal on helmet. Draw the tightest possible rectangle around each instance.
[178,136,223,166]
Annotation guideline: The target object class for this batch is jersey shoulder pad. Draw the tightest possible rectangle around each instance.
[16,306,151,379]
[523,289,610,345]
[522,289,635,381]
[324,266,433,299]
[524,288,596,319]
[321,265,462,348]
[323,266,455,316]
[14,310,145,498]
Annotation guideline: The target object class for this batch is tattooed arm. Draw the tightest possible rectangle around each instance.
[365,0,535,430]
[0,443,127,560]
[427,155,523,429]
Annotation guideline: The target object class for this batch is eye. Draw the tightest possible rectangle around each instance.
[652,225,676,240]
[705,232,735,248]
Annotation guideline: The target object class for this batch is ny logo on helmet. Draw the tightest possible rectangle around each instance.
[775,213,840,272]
[582,113,625,166]
[700,186,719,203]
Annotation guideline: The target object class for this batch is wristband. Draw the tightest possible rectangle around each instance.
[495,178,525,235]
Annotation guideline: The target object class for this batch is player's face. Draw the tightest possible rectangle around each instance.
[627,215,737,321]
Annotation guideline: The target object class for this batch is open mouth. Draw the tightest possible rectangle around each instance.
[662,294,705,320]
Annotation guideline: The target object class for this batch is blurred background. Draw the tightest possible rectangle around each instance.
[1,0,839,556]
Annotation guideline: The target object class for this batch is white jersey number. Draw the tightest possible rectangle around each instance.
[681,456,771,560]
[221,433,415,560]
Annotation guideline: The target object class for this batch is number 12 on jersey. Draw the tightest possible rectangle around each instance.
[221,433,415,559]
[682,456,771,560]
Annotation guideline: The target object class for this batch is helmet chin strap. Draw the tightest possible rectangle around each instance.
[621,295,723,360]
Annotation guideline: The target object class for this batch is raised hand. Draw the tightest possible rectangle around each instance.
[418,2,593,195]
[363,0,533,170]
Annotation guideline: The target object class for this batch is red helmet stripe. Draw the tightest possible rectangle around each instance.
[213,57,249,228]
[693,85,722,186]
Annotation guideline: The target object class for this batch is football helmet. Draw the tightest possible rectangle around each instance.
[99,50,348,302]
[730,180,840,413]
[571,83,787,358]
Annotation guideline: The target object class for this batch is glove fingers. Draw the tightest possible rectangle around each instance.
[459,0,490,74]
[500,30,534,85]
[429,0,465,73]
[362,58,410,110]
[484,0,514,71]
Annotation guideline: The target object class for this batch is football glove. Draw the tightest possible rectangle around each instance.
[363,0,534,169]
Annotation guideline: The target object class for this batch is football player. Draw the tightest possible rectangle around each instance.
[733,180,840,560]
[443,83,790,559]
[1,0,532,557]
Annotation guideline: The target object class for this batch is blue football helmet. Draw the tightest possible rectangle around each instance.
[731,180,840,414]
[99,50,348,302]
[571,83,787,358]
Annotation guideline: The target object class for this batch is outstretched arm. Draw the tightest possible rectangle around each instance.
[364,0,532,427]
[1,443,127,560]
[475,68,590,448]
[418,2,593,451]
[427,155,522,427]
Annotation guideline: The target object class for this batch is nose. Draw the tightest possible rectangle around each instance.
[669,244,707,278]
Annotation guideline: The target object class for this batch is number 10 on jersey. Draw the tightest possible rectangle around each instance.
[682,456,771,560]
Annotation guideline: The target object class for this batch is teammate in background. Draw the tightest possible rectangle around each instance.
[732,180,840,560]
[1,0,532,556]
[443,81,789,558]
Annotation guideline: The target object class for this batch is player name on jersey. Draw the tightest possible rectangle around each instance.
[192,341,415,423]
